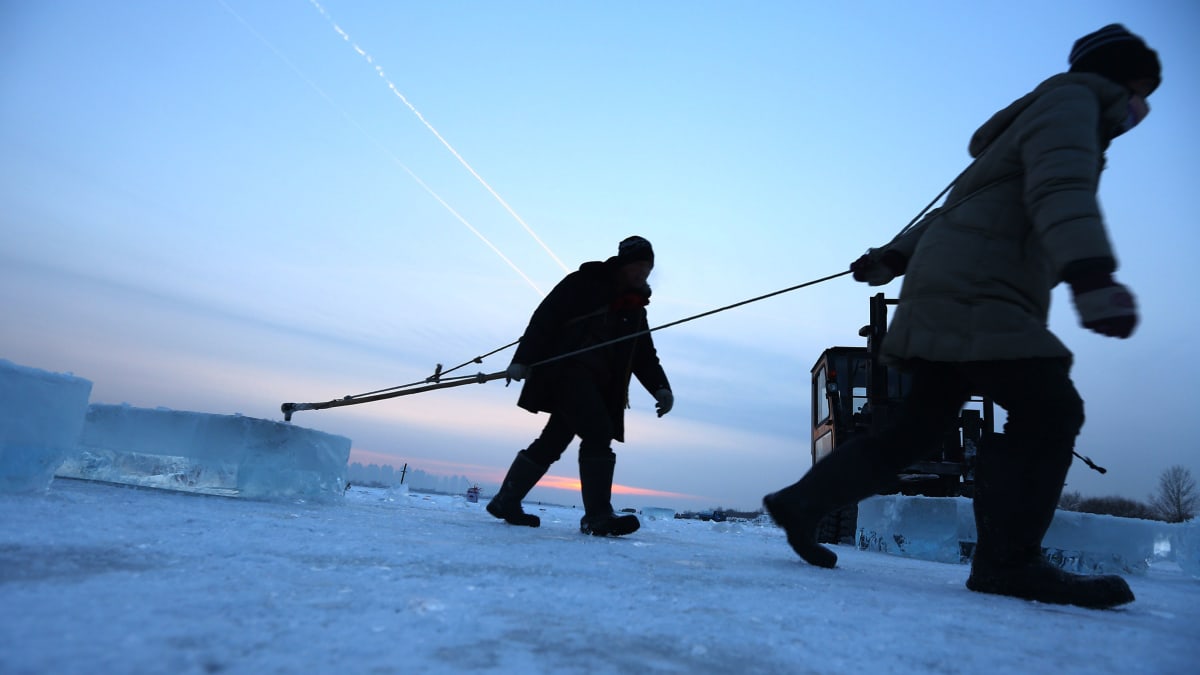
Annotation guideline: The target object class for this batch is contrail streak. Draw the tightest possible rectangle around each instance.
[307,0,570,273]
[213,0,544,296]
[397,166,545,295]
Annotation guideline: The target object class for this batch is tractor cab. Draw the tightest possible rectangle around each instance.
[809,294,998,543]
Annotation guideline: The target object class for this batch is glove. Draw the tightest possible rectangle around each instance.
[1069,274,1138,338]
[505,362,528,383]
[653,388,674,417]
[850,249,907,286]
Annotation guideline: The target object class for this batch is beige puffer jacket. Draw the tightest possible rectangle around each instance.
[878,72,1135,364]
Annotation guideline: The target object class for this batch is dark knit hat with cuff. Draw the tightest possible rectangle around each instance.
[1068,24,1161,93]
[617,236,654,267]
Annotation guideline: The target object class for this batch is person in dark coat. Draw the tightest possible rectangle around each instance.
[763,25,1161,609]
[487,235,673,536]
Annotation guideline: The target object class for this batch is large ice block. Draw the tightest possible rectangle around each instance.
[1041,510,1174,575]
[1173,521,1200,579]
[57,404,351,501]
[856,494,1189,575]
[0,359,93,493]
[856,495,973,564]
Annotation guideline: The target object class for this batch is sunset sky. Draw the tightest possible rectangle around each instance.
[3,1,1197,510]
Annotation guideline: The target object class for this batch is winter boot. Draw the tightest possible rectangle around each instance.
[966,555,1134,609]
[486,451,547,528]
[578,454,640,536]
[966,434,1133,609]
[762,437,897,568]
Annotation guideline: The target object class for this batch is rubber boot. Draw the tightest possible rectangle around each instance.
[966,434,1134,609]
[578,454,640,536]
[762,437,896,568]
[486,451,547,528]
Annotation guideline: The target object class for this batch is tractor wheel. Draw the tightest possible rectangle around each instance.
[816,505,858,545]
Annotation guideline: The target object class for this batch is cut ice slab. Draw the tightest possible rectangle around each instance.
[855,494,1189,576]
[856,494,970,564]
[642,507,678,521]
[57,404,351,502]
[0,359,93,494]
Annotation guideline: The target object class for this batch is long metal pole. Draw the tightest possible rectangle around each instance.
[281,371,506,421]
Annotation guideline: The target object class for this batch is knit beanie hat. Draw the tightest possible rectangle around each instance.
[1068,24,1161,93]
[616,235,654,267]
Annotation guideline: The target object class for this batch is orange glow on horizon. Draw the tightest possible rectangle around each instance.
[502,473,694,500]
[348,448,701,502]
[611,483,694,499]
[536,474,581,491]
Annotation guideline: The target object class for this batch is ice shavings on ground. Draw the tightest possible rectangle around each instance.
[1,480,1196,675]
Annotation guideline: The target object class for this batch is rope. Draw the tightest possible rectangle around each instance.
[897,174,959,238]
[531,270,852,368]
[894,169,1022,240]
[280,269,851,418]
[351,339,520,398]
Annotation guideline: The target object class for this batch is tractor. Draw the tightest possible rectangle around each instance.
[810,293,999,544]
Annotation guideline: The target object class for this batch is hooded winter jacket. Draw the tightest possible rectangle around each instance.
[512,258,670,442]
[876,72,1136,364]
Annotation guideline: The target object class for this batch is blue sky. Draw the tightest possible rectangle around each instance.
[3,1,1198,510]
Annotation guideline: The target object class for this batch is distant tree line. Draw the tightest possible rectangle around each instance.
[1058,465,1196,523]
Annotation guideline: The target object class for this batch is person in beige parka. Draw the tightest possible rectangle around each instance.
[763,24,1161,609]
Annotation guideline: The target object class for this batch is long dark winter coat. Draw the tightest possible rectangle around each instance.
[876,72,1132,364]
[512,258,670,442]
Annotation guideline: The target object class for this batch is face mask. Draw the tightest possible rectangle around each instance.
[1116,95,1151,136]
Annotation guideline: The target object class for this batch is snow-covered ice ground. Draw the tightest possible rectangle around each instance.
[1,480,1196,674]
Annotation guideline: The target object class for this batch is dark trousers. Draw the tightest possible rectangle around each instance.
[865,357,1084,475]
[523,378,615,467]
[774,356,1087,570]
